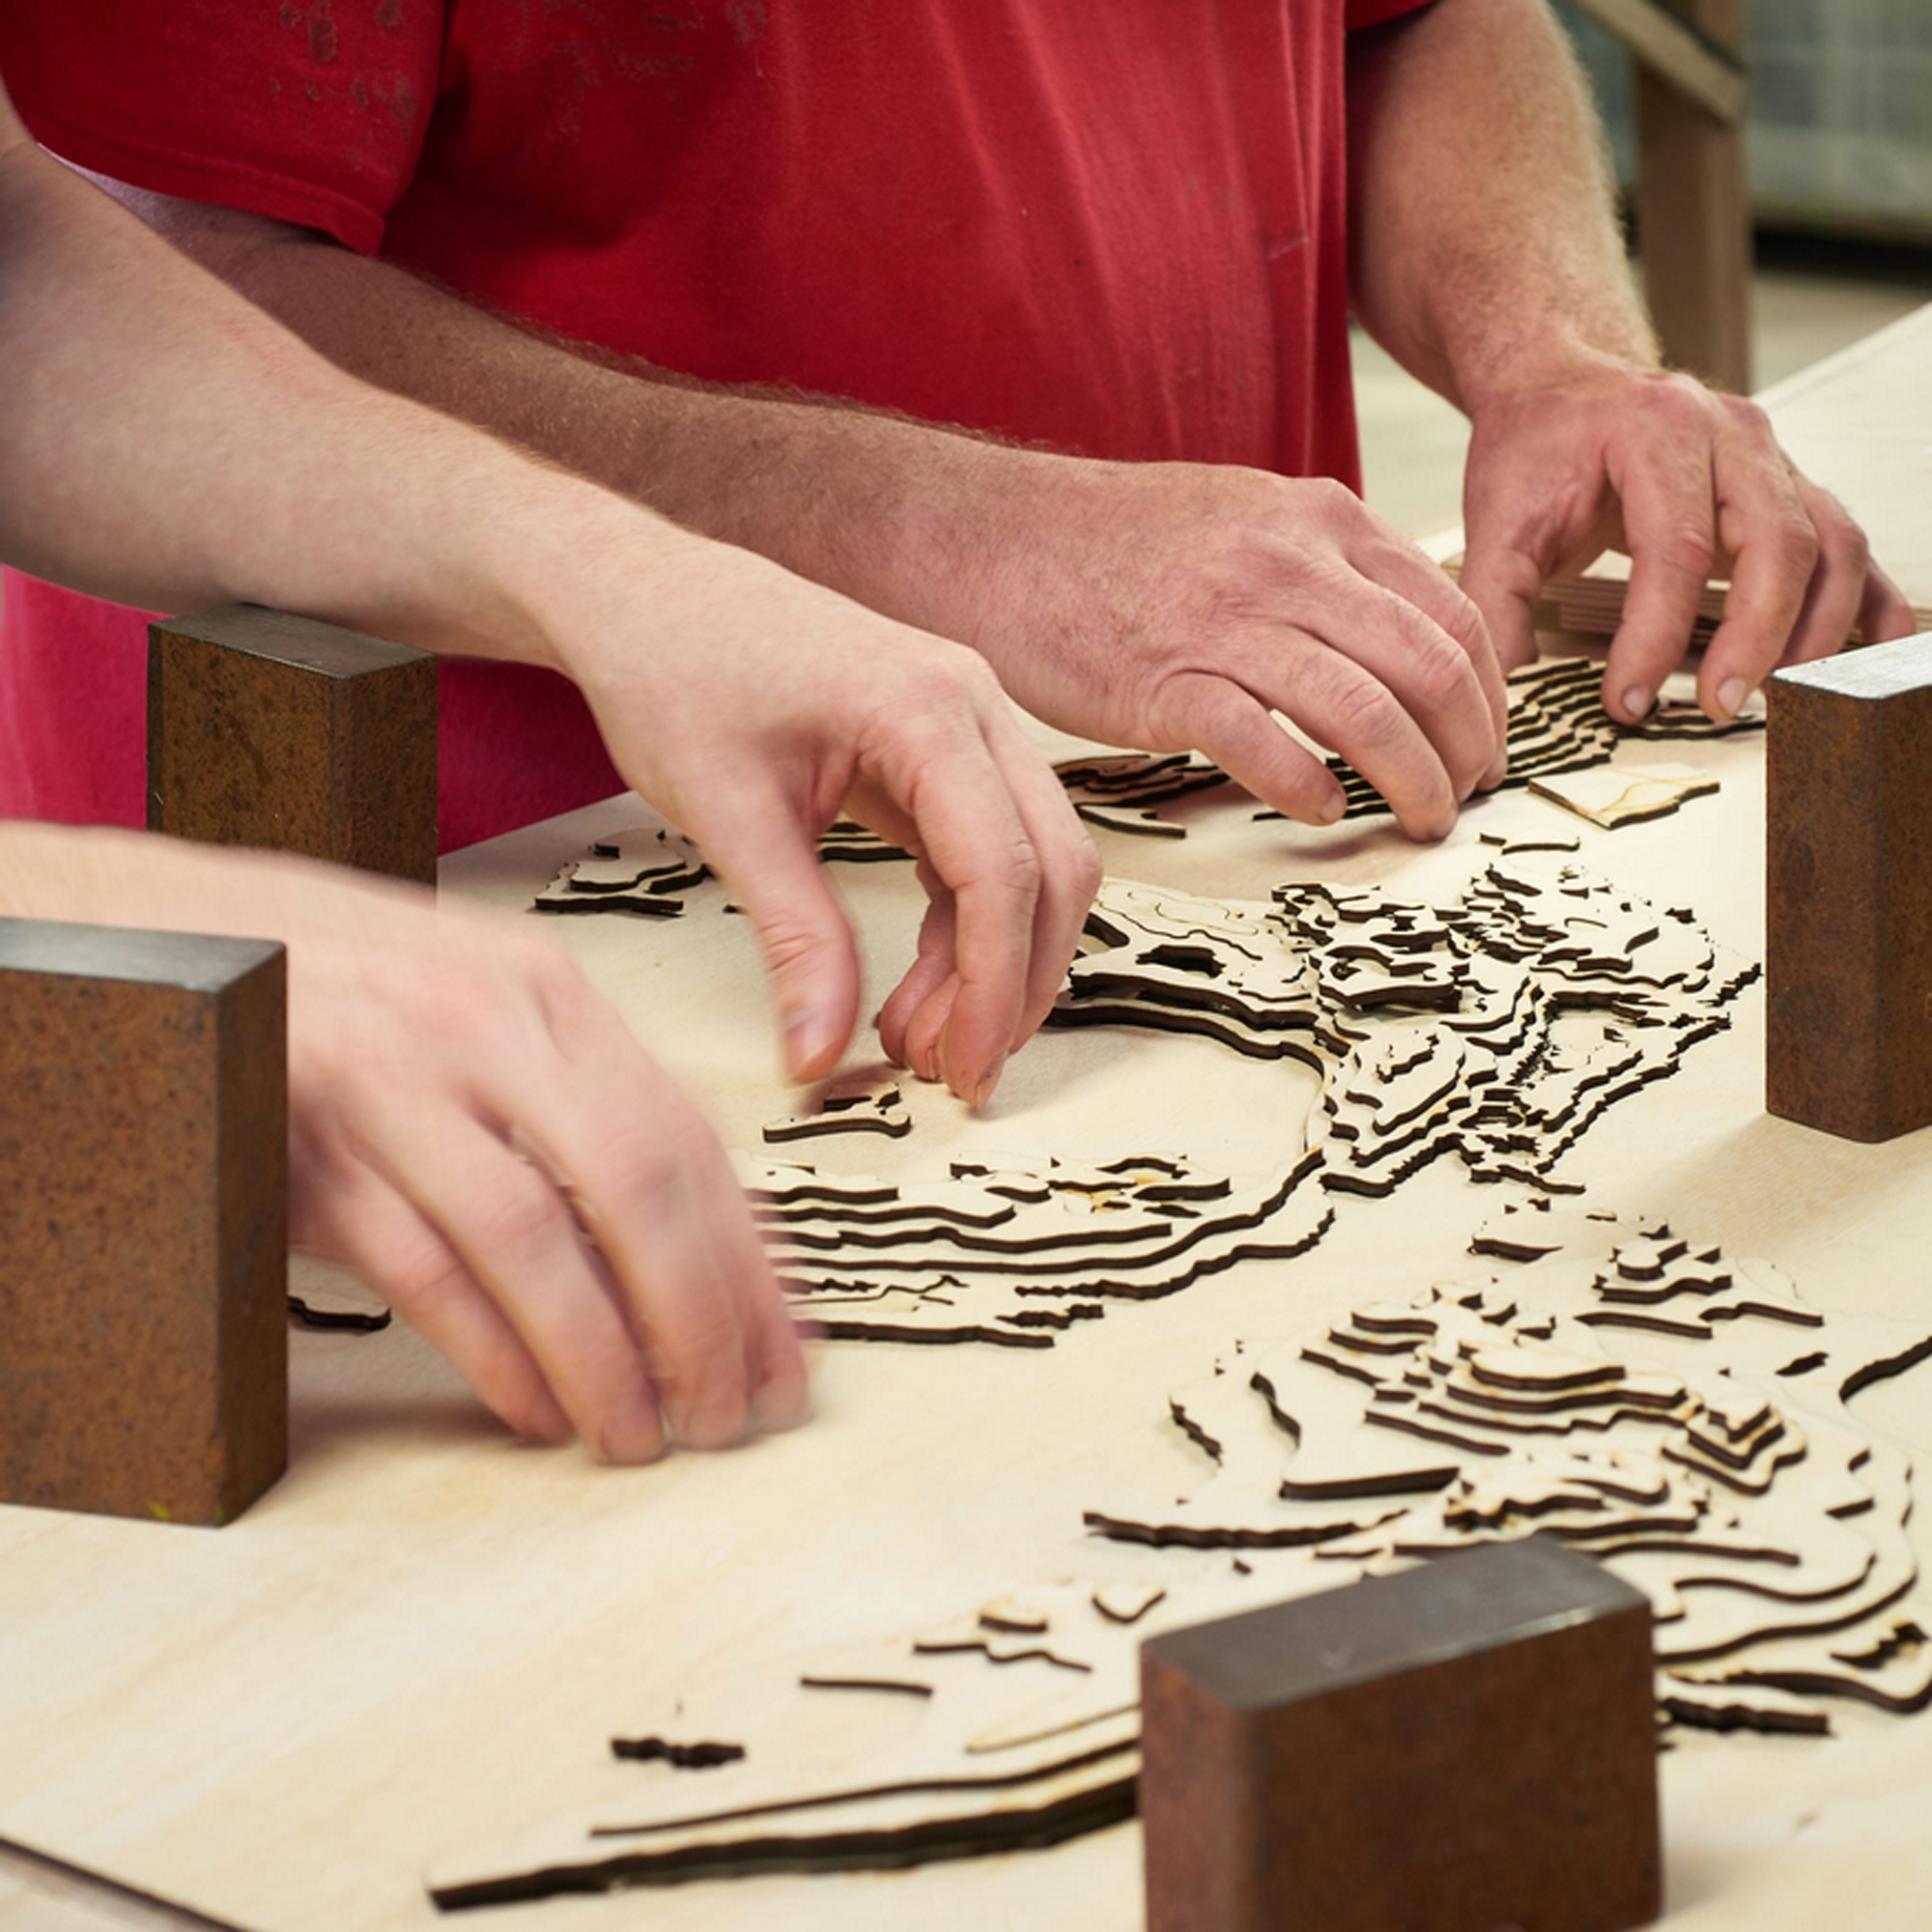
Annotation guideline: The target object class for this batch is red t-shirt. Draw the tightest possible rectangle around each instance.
[0,0,1430,850]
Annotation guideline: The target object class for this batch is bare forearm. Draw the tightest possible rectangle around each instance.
[0,128,723,673]
[1347,0,1658,412]
[93,180,1046,641]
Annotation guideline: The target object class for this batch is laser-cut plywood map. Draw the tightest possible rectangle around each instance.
[1086,1200,1932,1734]
[428,1577,1270,1908]
[485,664,1932,1911]
[526,662,1762,920]
[1058,656,1756,838]
[741,846,1758,1347]
[428,1208,1932,1911]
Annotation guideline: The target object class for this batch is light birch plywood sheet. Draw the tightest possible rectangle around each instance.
[8,312,1932,1932]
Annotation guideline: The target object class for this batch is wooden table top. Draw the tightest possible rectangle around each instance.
[5,303,1930,1932]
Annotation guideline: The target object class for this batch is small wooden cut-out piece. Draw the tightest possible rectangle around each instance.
[762,1079,912,1145]
[1527,761,1719,830]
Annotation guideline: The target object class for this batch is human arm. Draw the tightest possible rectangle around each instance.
[0,68,1105,1456]
[0,825,807,1459]
[0,80,1093,1103]
[84,183,1508,840]
[1346,0,1917,721]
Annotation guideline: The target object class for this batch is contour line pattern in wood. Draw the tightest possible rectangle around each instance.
[1086,1202,1932,1734]
[426,1577,1278,1908]
[533,829,709,918]
[743,1151,1332,1349]
[1048,661,1760,836]
[763,1078,912,1146]
[532,819,912,921]
[1049,850,1758,1197]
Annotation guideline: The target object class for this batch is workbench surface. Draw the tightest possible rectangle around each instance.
[6,305,1930,1932]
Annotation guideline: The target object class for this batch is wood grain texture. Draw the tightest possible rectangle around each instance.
[0,923,288,1528]
[148,608,438,885]
[5,313,1932,1932]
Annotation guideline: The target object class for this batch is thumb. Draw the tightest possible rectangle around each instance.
[1456,534,1546,676]
[696,793,863,1084]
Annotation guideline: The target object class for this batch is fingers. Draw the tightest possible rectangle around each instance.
[968,696,1102,1045]
[1772,485,1866,674]
[1856,560,1919,648]
[1603,433,1719,724]
[531,975,808,1449]
[852,674,1046,1105]
[374,1113,669,1463]
[1348,527,1512,781]
[295,1140,571,1445]
[686,775,864,1084]
[865,684,1096,1101]
[1455,535,1546,681]
[1696,412,1817,718]
[877,867,958,1079]
[1157,670,1350,827]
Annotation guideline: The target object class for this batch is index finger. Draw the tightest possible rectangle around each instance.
[532,985,805,1448]
[864,705,1043,1105]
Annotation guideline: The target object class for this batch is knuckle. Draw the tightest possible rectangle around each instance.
[379,1232,471,1324]
[582,1116,683,1209]
[1001,835,1046,906]
[1658,525,1717,581]
[1301,474,1358,520]
[1068,833,1104,900]
[1328,675,1406,754]
[651,1295,747,1401]
[475,1175,568,1270]
[1406,631,1479,712]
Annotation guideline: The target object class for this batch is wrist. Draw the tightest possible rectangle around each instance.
[1457,326,1663,424]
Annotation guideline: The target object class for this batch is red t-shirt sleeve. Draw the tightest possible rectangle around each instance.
[0,4,445,253]
[1347,0,1436,28]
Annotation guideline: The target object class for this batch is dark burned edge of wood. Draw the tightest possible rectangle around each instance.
[1659,1692,1830,1737]
[762,1114,911,1146]
[429,1776,1135,1909]
[610,1737,747,1769]
[287,1295,393,1334]
[532,894,684,919]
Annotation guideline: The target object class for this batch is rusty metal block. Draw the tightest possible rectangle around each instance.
[1767,634,1932,1142]
[0,921,288,1526]
[149,605,438,882]
[1140,1539,1660,1932]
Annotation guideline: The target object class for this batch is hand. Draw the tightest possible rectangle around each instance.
[919,457,1508,842]
[559,541,1100,1107]
[1458,353,1918,721]
[0,828,804,1462]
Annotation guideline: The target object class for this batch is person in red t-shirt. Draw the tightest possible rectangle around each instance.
[0,2,1914,854]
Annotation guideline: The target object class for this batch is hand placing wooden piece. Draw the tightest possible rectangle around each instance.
[0,824,807,1463]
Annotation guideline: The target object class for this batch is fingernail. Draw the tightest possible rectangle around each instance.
[751,1375,812,1436]
[523,1388,574,1445]
[672,1395,749,1454]
[593,1395,668,1466]
[783,1007,831,1080]
[1621,686,1653,722]
[1718,676,1750,719]
[973,1052,1008,1111]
